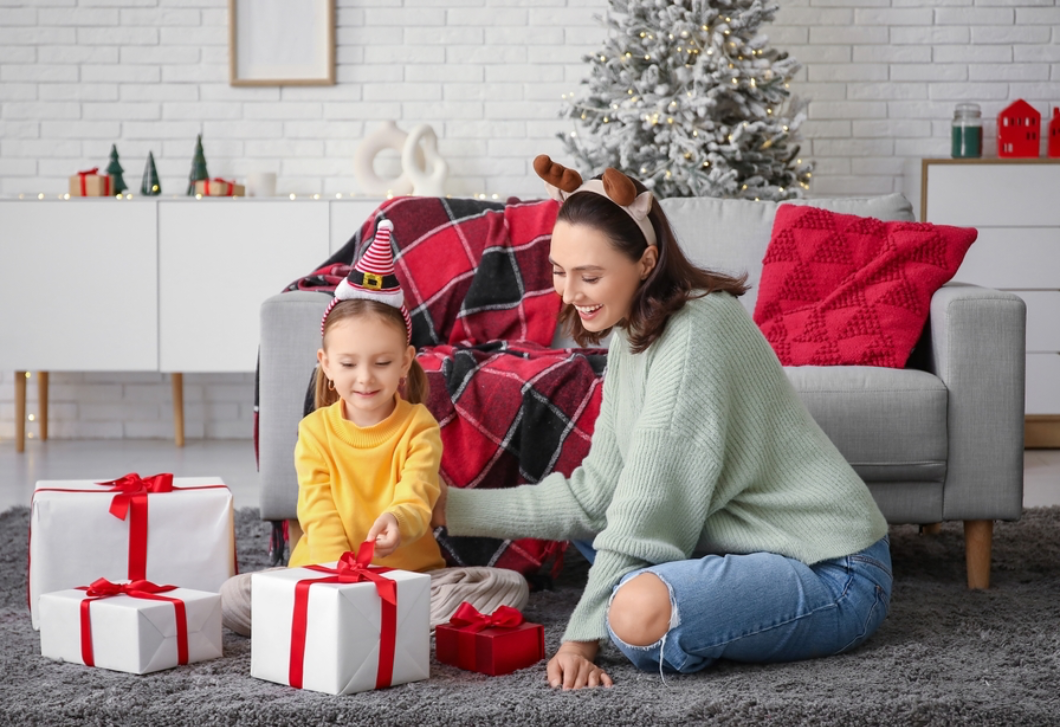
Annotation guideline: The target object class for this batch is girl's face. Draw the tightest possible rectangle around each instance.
[317,314,414,428]
[549,220,657,333]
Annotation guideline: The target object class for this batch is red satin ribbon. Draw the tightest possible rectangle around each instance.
[448,602,526,672]
[77,578,188,667]
[95,473,175,581]
[203,178,233,196]
[289,542,396,690]
[76,167,111,196]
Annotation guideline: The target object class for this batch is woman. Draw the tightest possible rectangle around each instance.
[432,155,892,690]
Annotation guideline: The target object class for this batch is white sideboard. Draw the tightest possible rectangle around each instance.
[921,158,1060,444]
[0,196,381,450]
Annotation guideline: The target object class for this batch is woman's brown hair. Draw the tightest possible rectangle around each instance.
[556,178,749,354]
[314,298,428,410]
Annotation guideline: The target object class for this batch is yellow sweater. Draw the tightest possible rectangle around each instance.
[288,396,445,572]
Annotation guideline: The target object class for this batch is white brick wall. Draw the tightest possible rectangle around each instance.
[1,0,1057,440]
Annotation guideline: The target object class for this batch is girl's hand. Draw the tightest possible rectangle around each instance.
[430,479,448,529]
[547,640,613,690]
[367,512,400,557]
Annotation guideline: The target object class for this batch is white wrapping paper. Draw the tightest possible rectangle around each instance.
[39,586,223,674]
[250,566,431,695]
[29,477,235,629]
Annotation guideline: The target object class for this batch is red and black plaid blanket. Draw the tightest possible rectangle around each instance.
[270,196,608,583]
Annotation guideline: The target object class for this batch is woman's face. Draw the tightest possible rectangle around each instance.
[549,220,657,333]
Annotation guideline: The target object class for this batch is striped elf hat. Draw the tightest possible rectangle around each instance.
[321,219,412,342]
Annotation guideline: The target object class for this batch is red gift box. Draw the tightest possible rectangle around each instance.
[435,602,545,676]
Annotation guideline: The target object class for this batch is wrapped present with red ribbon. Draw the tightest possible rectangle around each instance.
[68,167,114,197]
[250,541,431,695]
[435,602,546,676]
[194,178,245,197]
[38,578,222,674]
[28,474,236,630]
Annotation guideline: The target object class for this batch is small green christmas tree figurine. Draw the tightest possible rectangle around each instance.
[106,143,128,195]
[141,152,161,196]
[186,134,209,195]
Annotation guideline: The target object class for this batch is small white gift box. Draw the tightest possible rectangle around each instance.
[39,581,223,675]
[28,474,236,629]
[250,547,431,695]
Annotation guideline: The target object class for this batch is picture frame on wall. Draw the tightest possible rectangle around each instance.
[229,0,335,87]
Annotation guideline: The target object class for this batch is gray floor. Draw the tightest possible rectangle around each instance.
[2,438,1059,512]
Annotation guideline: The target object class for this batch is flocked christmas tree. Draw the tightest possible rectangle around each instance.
[559,0,813,200]
[186,134,209,195]
[106,144,128,195]
[141,151,161,196]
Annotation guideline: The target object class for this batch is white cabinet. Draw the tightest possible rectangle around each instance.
[158,201,330,372]
[0,200,158,372]
[0,196,383,449]
[921,159,1060,432]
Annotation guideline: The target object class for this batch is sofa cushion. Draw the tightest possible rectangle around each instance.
[753,206,977,368]
[786,365,947,484]
[659,194,915,314]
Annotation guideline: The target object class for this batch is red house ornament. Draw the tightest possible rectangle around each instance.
[1049,108,1060,158]
[997,99,1041,158]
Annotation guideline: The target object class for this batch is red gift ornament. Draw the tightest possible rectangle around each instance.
[76,167,112,197]
[203,177,233,196]
[95,473,175,582]
[435,601,546,676]
[288,542,397,690]
[76,577,188,667]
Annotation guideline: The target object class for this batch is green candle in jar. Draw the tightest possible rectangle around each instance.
[951,103,983,158]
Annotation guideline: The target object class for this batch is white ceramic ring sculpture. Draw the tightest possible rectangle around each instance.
[354,120,414,196]
[402,124,449,197]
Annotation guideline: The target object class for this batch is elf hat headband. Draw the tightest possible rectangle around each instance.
[321,219,413,343]
[533,155,657,247]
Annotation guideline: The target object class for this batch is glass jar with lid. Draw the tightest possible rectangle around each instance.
[951,103,983,158]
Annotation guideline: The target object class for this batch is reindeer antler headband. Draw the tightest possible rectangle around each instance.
[533,155,657,247]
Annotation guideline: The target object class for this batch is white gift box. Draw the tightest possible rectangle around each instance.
[39,586,223,674]
[250,565,431,695]
[29,477,236,629]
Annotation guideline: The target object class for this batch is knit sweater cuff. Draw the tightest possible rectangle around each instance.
[560,552,641,643]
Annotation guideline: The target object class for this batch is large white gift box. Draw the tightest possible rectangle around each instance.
[29,475,236,629]
[251,549,431,695]
[39,582,223,675]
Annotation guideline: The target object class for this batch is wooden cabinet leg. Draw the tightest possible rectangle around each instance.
[171,373,185,447]
[37,371,49,441]
[964,519,993,590]
[919,523,942,536]
[15,372,26,453]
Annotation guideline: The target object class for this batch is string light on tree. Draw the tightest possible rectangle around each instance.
[559,0,814,200]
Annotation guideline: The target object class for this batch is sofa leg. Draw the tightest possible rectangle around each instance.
[964,519,993,589]
[919,523,942,536]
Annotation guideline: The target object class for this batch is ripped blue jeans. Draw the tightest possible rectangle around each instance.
[576,536,891,674]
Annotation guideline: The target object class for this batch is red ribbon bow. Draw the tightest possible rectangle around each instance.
[76,167,111,196]
[95,473,174,582]
[202,178,233,196]
[448,602,525,634]
[289,542,397,690]
[76,577,188,667]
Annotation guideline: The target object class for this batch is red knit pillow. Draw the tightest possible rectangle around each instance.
[753,205,977,368]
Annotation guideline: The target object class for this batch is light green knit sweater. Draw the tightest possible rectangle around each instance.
[446,292,889,643]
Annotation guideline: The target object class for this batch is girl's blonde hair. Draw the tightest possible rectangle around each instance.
[314,298,428,411]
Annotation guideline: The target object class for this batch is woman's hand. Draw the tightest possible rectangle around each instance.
[430,479,448,529]
[366,512,400,557]
[547,640,613,690]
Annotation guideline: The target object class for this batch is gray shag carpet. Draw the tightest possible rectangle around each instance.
[2,506,1059,727]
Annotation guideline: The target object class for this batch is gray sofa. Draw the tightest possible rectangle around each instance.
[258,193,1025,588]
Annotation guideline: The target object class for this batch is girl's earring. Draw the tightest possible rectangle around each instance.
[327,379,335,391]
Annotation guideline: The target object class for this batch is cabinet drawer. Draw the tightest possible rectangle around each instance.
[926,162,1060,227]
[952,227,1060,289]
[1011,292,1060,352]
[1027,353,1060,415]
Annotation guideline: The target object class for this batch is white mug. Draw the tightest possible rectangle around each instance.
[246,172,277,198]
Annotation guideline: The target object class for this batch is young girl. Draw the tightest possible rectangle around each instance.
[221,220,527,635]
[432,157,892,690]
